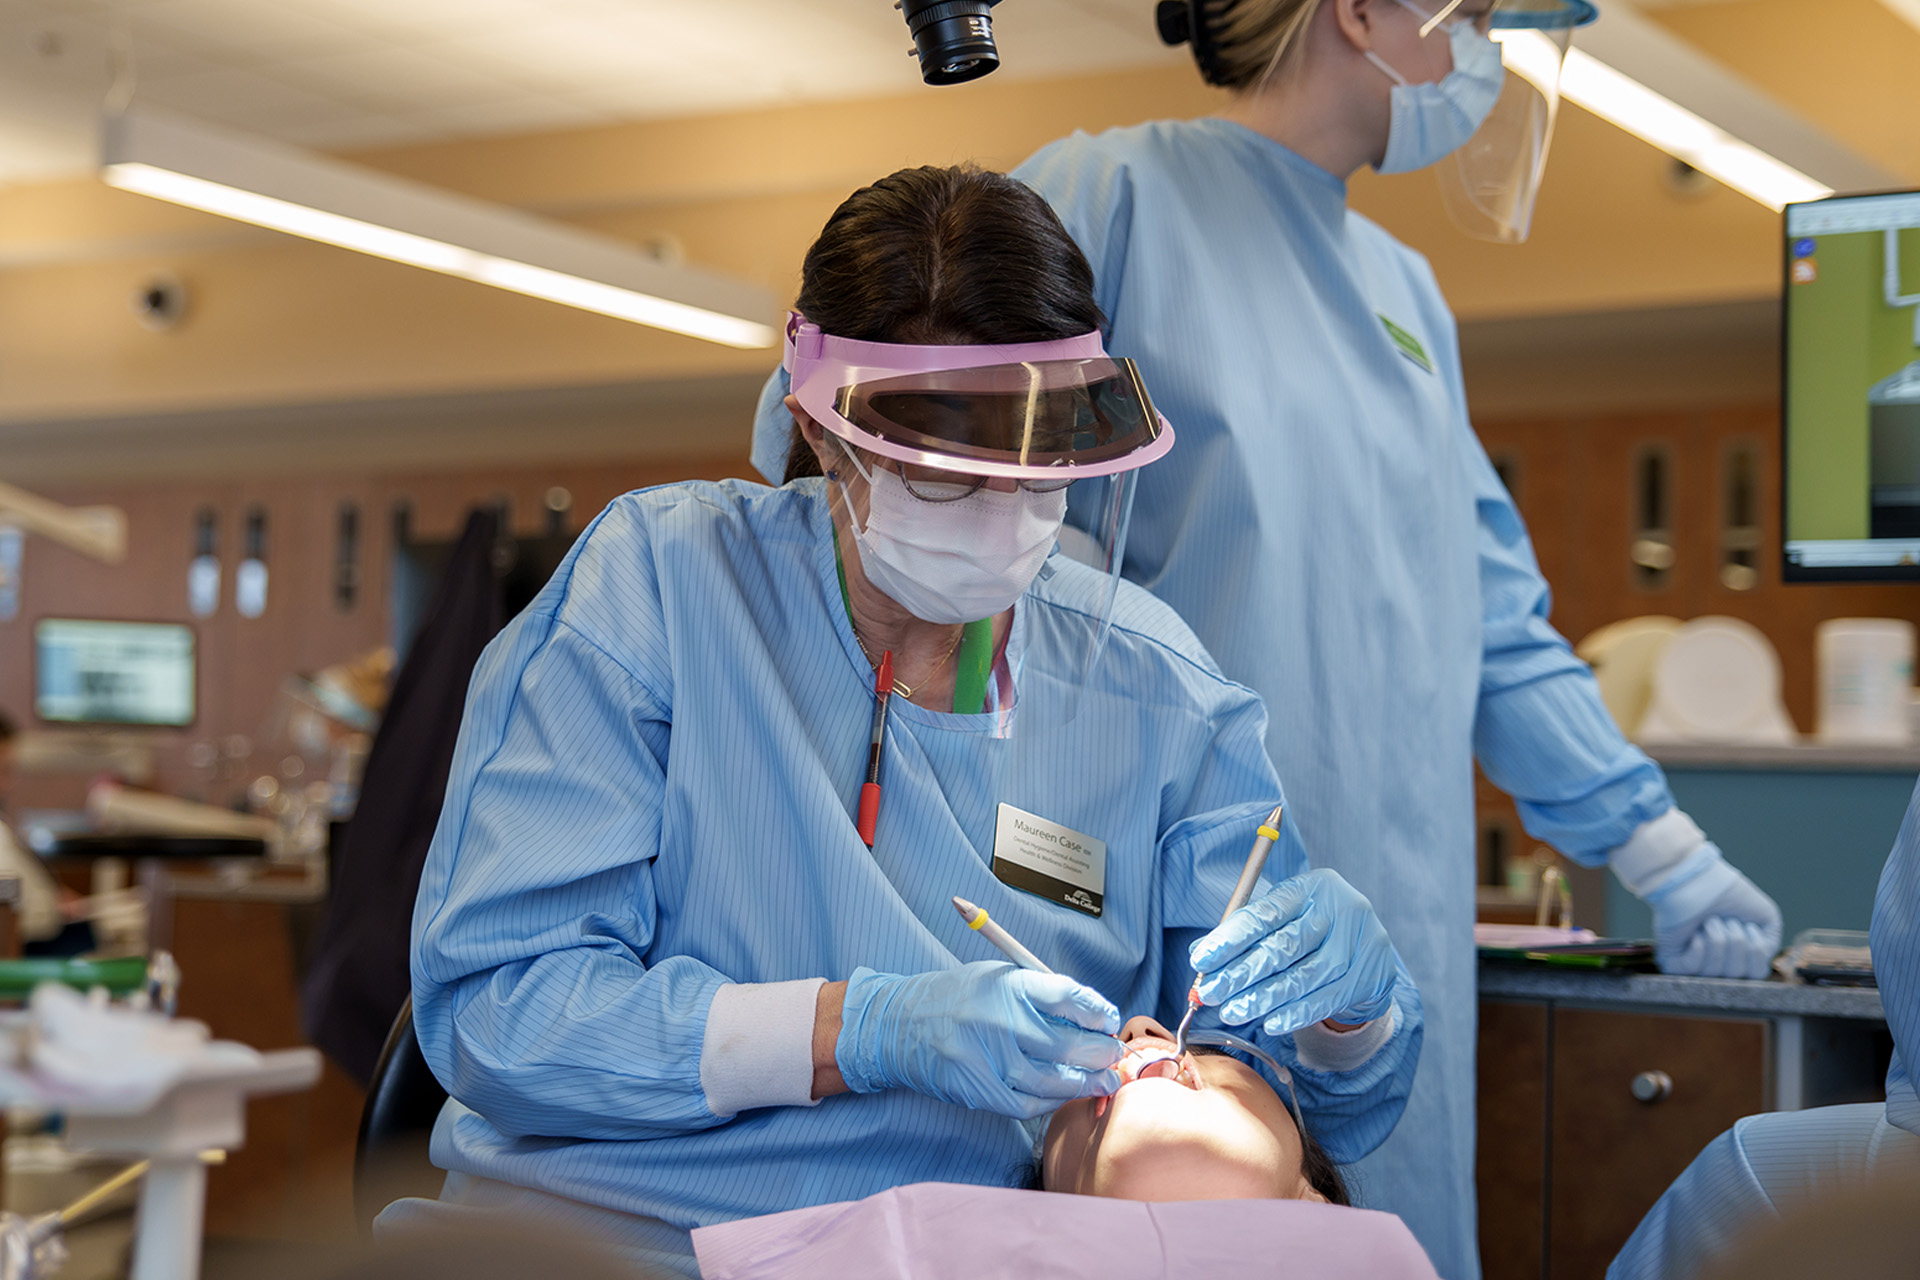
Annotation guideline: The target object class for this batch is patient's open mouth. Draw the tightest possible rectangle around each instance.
[1096,1045,1201,1117]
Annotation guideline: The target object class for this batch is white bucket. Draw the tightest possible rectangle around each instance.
[1817,618,1916,744]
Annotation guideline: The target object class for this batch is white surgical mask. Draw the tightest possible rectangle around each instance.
[836,453,1066,625]
[1366,10,1504,175]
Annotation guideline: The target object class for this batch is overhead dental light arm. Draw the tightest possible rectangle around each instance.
[0,480,127,564]
[1888,228,1920,347]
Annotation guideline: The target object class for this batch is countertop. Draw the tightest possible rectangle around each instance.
[1645,742,1920,772]
[1479,960,1885,1020]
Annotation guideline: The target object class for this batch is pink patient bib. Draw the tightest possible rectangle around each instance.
[691,1182,1440,1279]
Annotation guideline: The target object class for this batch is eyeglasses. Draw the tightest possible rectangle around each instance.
[833,442,1076,503]
[888,461,1075,504]
[1400,0,1497,36]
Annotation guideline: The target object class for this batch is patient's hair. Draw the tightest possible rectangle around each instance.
[781,164,1104,484]
[1298,1124,1349,1206]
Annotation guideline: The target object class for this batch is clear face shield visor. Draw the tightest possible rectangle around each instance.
[1432,0,1596,244]
[784,316,1175,724]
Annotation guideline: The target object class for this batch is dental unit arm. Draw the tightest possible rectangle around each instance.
[0,481,126,565]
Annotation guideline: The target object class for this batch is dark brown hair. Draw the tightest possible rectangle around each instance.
[781,164,1104,483]
[1299,1123,1351,1206]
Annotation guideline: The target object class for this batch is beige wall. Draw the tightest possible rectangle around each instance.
[0,60,1788,462]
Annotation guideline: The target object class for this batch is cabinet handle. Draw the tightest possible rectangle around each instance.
[1631,1070,1674,1104]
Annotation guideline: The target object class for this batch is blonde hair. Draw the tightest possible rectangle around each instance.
[1203,0,1328,91]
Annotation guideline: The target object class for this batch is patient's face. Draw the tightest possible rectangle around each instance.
[1042,1016,1325,1203]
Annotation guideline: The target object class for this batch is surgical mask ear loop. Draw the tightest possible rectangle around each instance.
[1364,48,1412,89]
[1185,1029,1308,1139]
[1365,0,1475,88]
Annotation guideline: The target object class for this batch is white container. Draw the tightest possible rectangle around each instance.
[1639,616,1798,744]
[1817,618,1916,744]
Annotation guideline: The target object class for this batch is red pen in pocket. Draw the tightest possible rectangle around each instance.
[857,651,893,847]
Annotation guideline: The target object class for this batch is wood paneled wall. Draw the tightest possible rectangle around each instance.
[1473,401,1920,895]
[1,452,752,811]
[1477,402,1920,736]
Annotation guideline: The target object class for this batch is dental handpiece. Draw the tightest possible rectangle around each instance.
[1174,804,1284,1059]
[951,896,1054,973]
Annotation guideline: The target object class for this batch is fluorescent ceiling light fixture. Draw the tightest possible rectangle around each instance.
[102,109,775,349]
[1494,30,1831,211]
[1881,0,1920,35]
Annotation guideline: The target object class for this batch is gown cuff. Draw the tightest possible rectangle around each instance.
[699,978,827,1116]
[1609,808,1707,898]
[1293,1004,1398,1074]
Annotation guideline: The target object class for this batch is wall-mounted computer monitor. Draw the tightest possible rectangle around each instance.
[1783,189,1920,581]
[34,619,197,728]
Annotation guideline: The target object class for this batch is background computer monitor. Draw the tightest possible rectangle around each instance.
[34,618,197,728]
[1783,188,1920,581]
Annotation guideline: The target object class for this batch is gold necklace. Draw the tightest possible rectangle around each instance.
[852,623,963,699]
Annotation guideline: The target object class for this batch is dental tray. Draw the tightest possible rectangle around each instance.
[1778,929,1875,988]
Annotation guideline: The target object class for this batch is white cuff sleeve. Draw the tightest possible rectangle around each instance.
[1608,808,1707,898]
[1292,1003,1399,1074]
[699,978,827,1117]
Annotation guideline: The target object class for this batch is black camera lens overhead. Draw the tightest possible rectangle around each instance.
[900,0,1000,85]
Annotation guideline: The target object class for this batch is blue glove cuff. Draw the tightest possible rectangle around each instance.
[834,967,901,1096]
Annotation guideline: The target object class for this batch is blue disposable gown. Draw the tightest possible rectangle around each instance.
[1608,779,1920,1278]
[406,477,1423,1274]
[1004,119,1681,1278]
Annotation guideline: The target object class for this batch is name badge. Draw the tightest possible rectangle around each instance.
[1378,313,1434,374]
[991,803,1107,918]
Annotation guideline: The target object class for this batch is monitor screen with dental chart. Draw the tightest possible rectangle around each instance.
[1784,188,1920,580]
[33,618,197,728]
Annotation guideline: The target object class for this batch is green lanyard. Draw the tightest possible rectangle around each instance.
[834,530,992,714]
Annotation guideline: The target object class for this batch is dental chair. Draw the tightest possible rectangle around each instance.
[355,997,450,1230]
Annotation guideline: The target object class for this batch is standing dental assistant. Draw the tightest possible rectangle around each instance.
[405,166,1422,1278]
[1003,2,1783,1276]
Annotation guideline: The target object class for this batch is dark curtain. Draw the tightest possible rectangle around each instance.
[302,508,504,1084]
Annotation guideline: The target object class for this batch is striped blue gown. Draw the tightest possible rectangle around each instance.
[399,477,1423,1274]
[1010,119,1681,1280]
[1608,779,1920,1277]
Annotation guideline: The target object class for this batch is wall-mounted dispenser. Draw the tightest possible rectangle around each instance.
[188,507,220,618]
[236,506,269,619]
[1631,445,1675,589]
[335,503,360,612]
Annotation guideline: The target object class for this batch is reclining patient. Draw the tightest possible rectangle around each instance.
[691,1018,1435,1280]
[1038,1015,1347,1204]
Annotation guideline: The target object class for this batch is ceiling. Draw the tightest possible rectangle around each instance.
[1,1,1917,191]
[0,0,1179,186]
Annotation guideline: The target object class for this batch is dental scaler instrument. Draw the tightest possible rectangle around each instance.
[1173,804,1284,1058]
[951,896,1054,973]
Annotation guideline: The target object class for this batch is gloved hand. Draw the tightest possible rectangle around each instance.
[1190,868,1399,1038]
[1644,843,1782,980]
[836,962,1123,1119]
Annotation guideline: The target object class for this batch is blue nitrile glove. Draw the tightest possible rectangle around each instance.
[1190,868,1399,1037]
[836,962,1124,1120]
[1644,843,1782,980]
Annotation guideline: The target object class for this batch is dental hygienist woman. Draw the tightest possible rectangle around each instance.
[401,166,1422,1277]
[999,2,1782,1276]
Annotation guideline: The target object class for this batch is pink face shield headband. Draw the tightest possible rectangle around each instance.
[782,313,1174,481]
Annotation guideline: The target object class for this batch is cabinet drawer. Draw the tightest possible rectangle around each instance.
[1549,1009,1765,1280]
